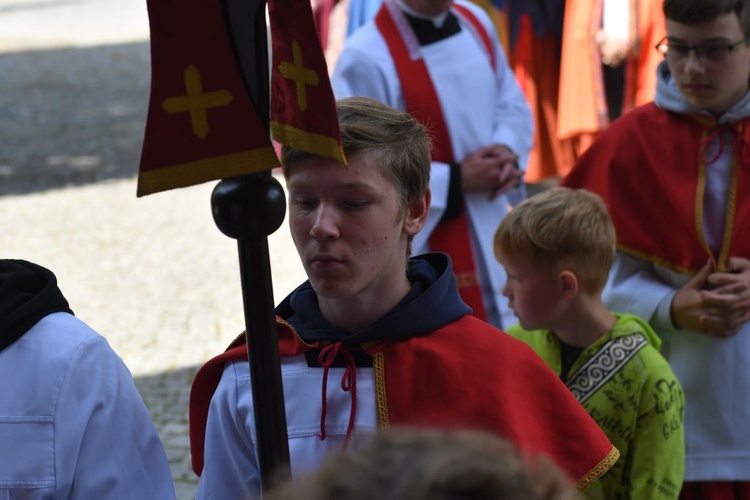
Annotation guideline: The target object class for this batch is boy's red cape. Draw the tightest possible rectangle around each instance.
[190,314,618,491]
[564,103,750,274]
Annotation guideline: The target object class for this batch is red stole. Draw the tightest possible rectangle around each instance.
[189,316,618,490]
[374,1,492,320]
[563,103,750,274]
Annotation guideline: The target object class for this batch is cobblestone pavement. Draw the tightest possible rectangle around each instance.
[0,1,306,498]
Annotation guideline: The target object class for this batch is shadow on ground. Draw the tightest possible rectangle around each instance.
[0,41,150,196]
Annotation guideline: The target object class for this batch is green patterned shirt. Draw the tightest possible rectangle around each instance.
[509,313,684,499]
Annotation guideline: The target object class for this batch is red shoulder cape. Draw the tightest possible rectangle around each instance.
[563,103,750,274]
[189,315,617,490]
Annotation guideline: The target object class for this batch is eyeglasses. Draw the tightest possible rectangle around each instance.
[655,37,750,64]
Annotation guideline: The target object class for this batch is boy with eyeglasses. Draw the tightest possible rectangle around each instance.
[563,0,750,498]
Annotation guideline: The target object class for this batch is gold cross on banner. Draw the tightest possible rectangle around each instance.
[279,40,319,111]
[162,65,233,139]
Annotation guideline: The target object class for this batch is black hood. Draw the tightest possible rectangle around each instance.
[276,252,471,345]
[0,259,73,352]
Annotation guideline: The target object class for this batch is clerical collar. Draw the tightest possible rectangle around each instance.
[395,0,451,28]
[395,0,461,45]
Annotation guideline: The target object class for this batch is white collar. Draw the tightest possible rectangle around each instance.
[395,0,451,28]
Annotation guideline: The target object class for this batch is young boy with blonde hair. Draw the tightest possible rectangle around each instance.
[495,187,685,499]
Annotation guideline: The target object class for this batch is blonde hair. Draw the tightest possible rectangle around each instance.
[281,96,430,212]
[266,427,580,500]
[494,187,616,295]
[281,96,431,256]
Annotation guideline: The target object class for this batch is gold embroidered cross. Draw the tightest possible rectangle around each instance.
[279,40,319,111]
[162,65,233,139]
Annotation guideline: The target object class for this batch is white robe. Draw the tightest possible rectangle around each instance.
[0,312,175,499]
[599,69,750,481]
[605,253,750,480]
[196,354,377,499]
[331,0,533,329]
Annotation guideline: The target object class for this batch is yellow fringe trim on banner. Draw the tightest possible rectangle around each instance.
[270,121,347,166]
[137,148,279,197]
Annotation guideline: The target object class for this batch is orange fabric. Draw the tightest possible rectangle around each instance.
[568,133,598,161]
[375,3,489,320]
[628,0,666,110]
[190,316,617,488]
[558,0,604,140]
[562,103,750,274]
[510,14,575,182]
[557,0,665,143]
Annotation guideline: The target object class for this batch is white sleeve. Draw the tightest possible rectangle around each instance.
[603,251,678,331]
[331,45,398,106]
[57,335,176,500]
[197,361,260,500]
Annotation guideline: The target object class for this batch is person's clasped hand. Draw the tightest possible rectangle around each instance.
[460,145,522,201]
[672,257,750,338]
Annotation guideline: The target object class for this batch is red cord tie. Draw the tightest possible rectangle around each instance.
[704,122,750,166]
[317,341,358,450]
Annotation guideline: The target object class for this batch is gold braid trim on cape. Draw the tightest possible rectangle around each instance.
[576,445,620,491]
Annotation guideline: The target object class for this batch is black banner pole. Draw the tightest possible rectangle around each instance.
[211,0,291,491]
[211,172,290,491]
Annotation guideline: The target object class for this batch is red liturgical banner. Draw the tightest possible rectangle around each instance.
[268,0,346,165]
[138,0,344,197]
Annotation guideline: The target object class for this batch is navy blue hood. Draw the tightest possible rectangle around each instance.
[276,252,471,345]
[0,260,73,352]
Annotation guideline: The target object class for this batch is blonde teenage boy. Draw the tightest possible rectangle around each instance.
[494,187,685,499]
[190,97,619,500]
[190,99,617,499]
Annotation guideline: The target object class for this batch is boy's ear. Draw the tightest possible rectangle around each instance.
[559,270,578,300]
[404,188,431,236]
